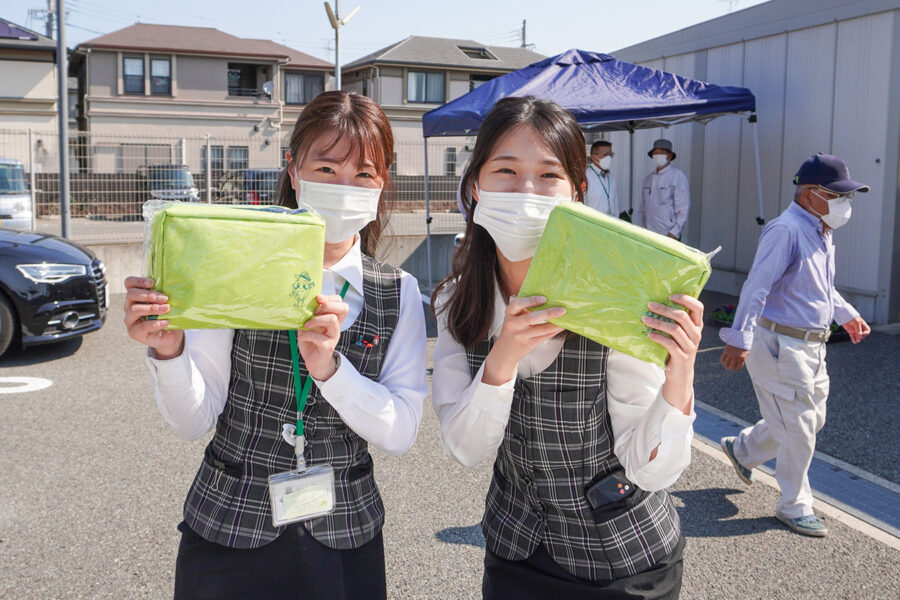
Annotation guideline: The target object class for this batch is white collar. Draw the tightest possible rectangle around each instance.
[326,236,364,296]
[489,278,508,339]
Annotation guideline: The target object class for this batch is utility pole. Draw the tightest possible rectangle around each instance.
[27,0,56,38]
[324,1,360,91]
[521,19,526,48]
[46,0,55,38]
[56,0,70,237]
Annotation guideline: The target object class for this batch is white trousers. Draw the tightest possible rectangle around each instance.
[733,326,829,519]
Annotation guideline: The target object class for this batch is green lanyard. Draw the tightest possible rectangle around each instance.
[287,279,350,437]
[590,166,611,200]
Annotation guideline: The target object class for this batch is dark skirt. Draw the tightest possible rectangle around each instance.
[173,520,386,600]
[483,536,685,600]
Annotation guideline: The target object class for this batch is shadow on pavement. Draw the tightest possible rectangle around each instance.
[435,524,486,548]
[672,488,778,537]
[0,337,84,367]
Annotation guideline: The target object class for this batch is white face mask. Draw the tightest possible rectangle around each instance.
[295,176,382,243]
[810,190,853,229]
[652,154,669,168]
[597,156,613,171]
[472,185,571,262]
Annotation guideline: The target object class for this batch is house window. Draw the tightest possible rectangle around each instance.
[445,147,457,176]
[120,143,171,171]
[226,146,249,171]
[150,58,171,95]
[281,147,291,168]
[458,46,497,60]
[284,72,324,105]
[202,145,224,179]
[123,57,144,94]
[470,74,494,91]
[407,71,444,103]
[390,152,397,177]
[228,63,260,97]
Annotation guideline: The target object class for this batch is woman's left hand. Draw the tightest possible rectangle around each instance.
[298,294,350,381]
[642,294,704,415]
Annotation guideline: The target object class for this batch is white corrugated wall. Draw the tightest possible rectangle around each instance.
[609,10,897,322]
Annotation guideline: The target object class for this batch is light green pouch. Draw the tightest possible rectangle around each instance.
[147,203,325,330]
[519,202,711,366]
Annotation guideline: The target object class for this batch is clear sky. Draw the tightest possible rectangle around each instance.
[11,0,769,62]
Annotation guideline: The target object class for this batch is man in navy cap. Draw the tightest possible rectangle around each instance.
[635,139,690,239]
[718,153,871,537]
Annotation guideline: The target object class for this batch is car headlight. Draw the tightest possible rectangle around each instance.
[16,263,87,284]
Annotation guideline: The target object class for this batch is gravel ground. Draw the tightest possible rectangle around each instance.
[0,296,896,599]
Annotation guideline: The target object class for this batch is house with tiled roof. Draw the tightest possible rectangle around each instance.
[342,36,543,175]
[69,23,332,173]
[0,18,66,132]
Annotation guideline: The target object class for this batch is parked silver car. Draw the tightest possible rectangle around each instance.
[0,159,33,231]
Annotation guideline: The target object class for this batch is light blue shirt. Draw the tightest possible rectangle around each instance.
[719,202,859,350]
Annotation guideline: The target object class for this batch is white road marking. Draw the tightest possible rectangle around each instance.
[0,377,53,394]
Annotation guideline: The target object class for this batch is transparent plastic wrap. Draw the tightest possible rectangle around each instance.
[142,200,325,330]
[519,202,713,367]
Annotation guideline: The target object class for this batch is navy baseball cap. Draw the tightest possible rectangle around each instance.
[793,153,869,194]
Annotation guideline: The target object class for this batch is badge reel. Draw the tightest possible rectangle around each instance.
[268,427,336,528]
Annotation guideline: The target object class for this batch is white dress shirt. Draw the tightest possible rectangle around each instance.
[145,239,428,457]
[636,164,690,237]
[431,283,695,492]
[584,165,619,217]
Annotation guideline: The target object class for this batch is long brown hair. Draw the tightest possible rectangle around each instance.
[277,90,394,257]
[432,96,586,348]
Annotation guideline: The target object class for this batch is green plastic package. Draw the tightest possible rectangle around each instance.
[147,203,325,330]
[519,202,711,366]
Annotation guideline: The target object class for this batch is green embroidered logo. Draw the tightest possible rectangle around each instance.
[291,271,315,307]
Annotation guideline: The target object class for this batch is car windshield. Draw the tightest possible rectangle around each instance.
[0,163,27,194]
[148,166,195,189]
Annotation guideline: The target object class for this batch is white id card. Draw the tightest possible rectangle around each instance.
[268,464,336,527]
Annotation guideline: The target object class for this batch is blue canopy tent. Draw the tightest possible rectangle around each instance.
[419,49,761,290]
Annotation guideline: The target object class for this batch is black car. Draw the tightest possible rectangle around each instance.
[0,228,108,356]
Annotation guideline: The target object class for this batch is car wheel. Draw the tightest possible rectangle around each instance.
[0,293,17,357]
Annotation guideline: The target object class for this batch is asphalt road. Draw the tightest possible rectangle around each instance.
[0,295,897,599]
[696,290,900,484]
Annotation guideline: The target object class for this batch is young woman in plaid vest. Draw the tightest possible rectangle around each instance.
[125,91,428,600]
[432,97,704,599]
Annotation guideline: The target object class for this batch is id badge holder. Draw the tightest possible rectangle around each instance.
[268,434,336,528]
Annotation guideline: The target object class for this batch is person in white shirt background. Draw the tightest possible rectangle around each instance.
[431,96,703,600]
[124,91,427,600]
[635,139,690,240]
[584,140,619,217]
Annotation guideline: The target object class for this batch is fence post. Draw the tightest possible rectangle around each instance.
[27,128,36,231]
[205,133,212,203]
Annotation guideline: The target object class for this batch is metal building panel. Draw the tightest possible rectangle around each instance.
[736,34,790,272]
[781,23,838,205]
[830,13,893,293]
[700,43,745,270]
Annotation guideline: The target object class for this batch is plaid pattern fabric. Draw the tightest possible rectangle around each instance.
[183,255,402,550]
[466,334,682,581]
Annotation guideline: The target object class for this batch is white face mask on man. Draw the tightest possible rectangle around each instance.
[472,185,572,262]
[652,154,670,168]
[809,190,853,229]
[597,156,613,171]
[295,173,382,243]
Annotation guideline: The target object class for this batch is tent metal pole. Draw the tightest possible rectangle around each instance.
[424,138,433,293]
[749,114,765,225]
[628,125,635,213]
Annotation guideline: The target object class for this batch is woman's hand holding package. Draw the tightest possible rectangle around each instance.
[124,276,185,359]
[482,296,566,386]
[642,294,703,415]
[298,293,350,381]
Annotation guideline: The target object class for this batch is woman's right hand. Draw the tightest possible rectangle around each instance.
[124,276,184,360]
[481,296,565,386]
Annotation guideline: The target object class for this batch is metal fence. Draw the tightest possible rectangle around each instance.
[0,128,466,242]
